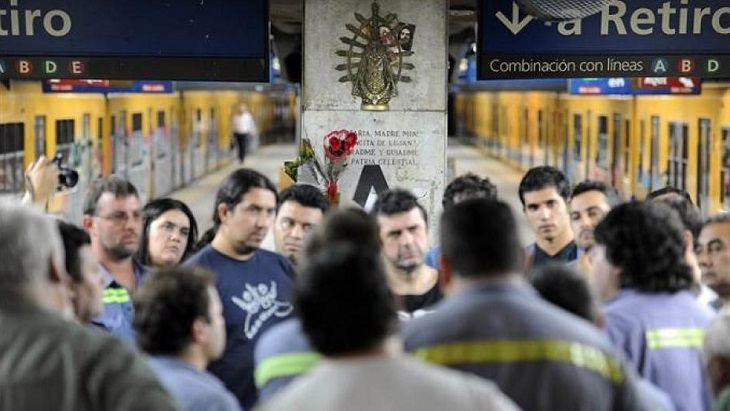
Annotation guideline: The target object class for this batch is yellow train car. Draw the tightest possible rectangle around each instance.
[456,81,730,216]
[0,80,297,223]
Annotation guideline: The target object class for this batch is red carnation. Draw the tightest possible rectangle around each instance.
[329,135,342,152]
[345,132,357,153]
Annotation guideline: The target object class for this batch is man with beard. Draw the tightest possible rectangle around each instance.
[519,166,577,272]
[371,189,441,316]
[697,213,730,311]
[568,181,618,275]
[82,176,144,342]
[186,168,295,410]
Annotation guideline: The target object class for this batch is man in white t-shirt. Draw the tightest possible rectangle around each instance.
[232,104,257,164]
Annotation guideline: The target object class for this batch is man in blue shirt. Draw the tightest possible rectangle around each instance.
[186,168,295,410]
[81,176,145,342]
[591,201,713,411]
[134,266,240,411]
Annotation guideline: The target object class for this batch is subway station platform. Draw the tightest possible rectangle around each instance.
[168,139,534,245]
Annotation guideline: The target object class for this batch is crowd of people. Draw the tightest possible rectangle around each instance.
[2,155,730,411]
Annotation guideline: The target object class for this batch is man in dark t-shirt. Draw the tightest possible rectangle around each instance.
[518,166,577,273]
[186,169,295,410]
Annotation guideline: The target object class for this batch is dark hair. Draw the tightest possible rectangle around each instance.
[296,244,396,356]
[570,180,619,207]
[594,201,693,293]
[518,166,571,206]
[136,198,199,266]
[647,186,693,206]
[278,184,329,214]
[133,266,215,355]
[703,212,730,230]
[650,192,702,241]
[301,207,381,268]
[441,198,523,277]
[442,173,498,210]
[56,220,91,283]
[370,188,427,225]
[83,175,139,216]
[531,263,601,324]
[194,168,277,250]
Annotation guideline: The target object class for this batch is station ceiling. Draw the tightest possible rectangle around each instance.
[269,0,477,82]
[270,0,477,36]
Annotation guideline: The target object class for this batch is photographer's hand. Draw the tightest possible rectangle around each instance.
[22,156,59,207]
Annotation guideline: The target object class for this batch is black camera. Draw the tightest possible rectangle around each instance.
[52,153,79,189]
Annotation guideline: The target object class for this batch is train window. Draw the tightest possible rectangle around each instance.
[132,113,143,132]
[585,111,592,180]
[34,115,46,158]
[573,114,582,162]
[597,115,608,169]
[158,111,166,128]
[83,113,91,140]
[612,114,622,185]
[649,116,660,191]
[491,103,498,148]
[56,119,75,162]
[196,109,202,122]
[697,118,712,214]
[722,127,730,209]
[623,119,631,175]
[131,113,143,167]
[523,108,530,167]
[638,120,646,183]
[0,123,26,193]
[667,122,689,191]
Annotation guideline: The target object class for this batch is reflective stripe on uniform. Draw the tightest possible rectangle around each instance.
[254,352,322,388]
[413,339,624,383]
[102,288,130,304]
[645,327,704,349]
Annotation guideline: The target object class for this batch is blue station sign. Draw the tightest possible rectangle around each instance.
[478,0,730,80]
[42,80,174,93]
[0,1,268,81]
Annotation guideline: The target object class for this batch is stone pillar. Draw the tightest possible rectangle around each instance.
[302,0,448,229]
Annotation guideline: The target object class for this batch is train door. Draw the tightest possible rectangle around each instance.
[622,118,632,199]
[667,121,689,192]
[0,122,25,194]
[94,117,103,179]
[611,114,622,187]
[594,115,609,183]
[491,103,499,151]
[112,111,128,179]
[697,118,712,215]
[585,111,592,181]
[538,109,548,166]
[34,116,46,158]
[190,108,204,179]
[571,113,582,183]
[649,116,660,192]
[154,110,172,197]
[722,127,730,210]
[129,112,149,204]
[171,108,181,189]
[207,107,218,172]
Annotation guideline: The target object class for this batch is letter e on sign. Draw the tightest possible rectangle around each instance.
[69,61,85,74]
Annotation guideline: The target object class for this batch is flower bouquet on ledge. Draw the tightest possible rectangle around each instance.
[283,129,358,205]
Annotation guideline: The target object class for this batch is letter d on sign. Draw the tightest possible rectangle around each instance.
[44,61,57,74]
[707,59,720,73]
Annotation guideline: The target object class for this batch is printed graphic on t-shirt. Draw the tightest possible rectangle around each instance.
[231,281,293,338]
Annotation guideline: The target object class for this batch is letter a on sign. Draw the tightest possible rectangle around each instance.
[353,165,389,208]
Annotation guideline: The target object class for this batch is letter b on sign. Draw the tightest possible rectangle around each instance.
[679,59,695,74]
